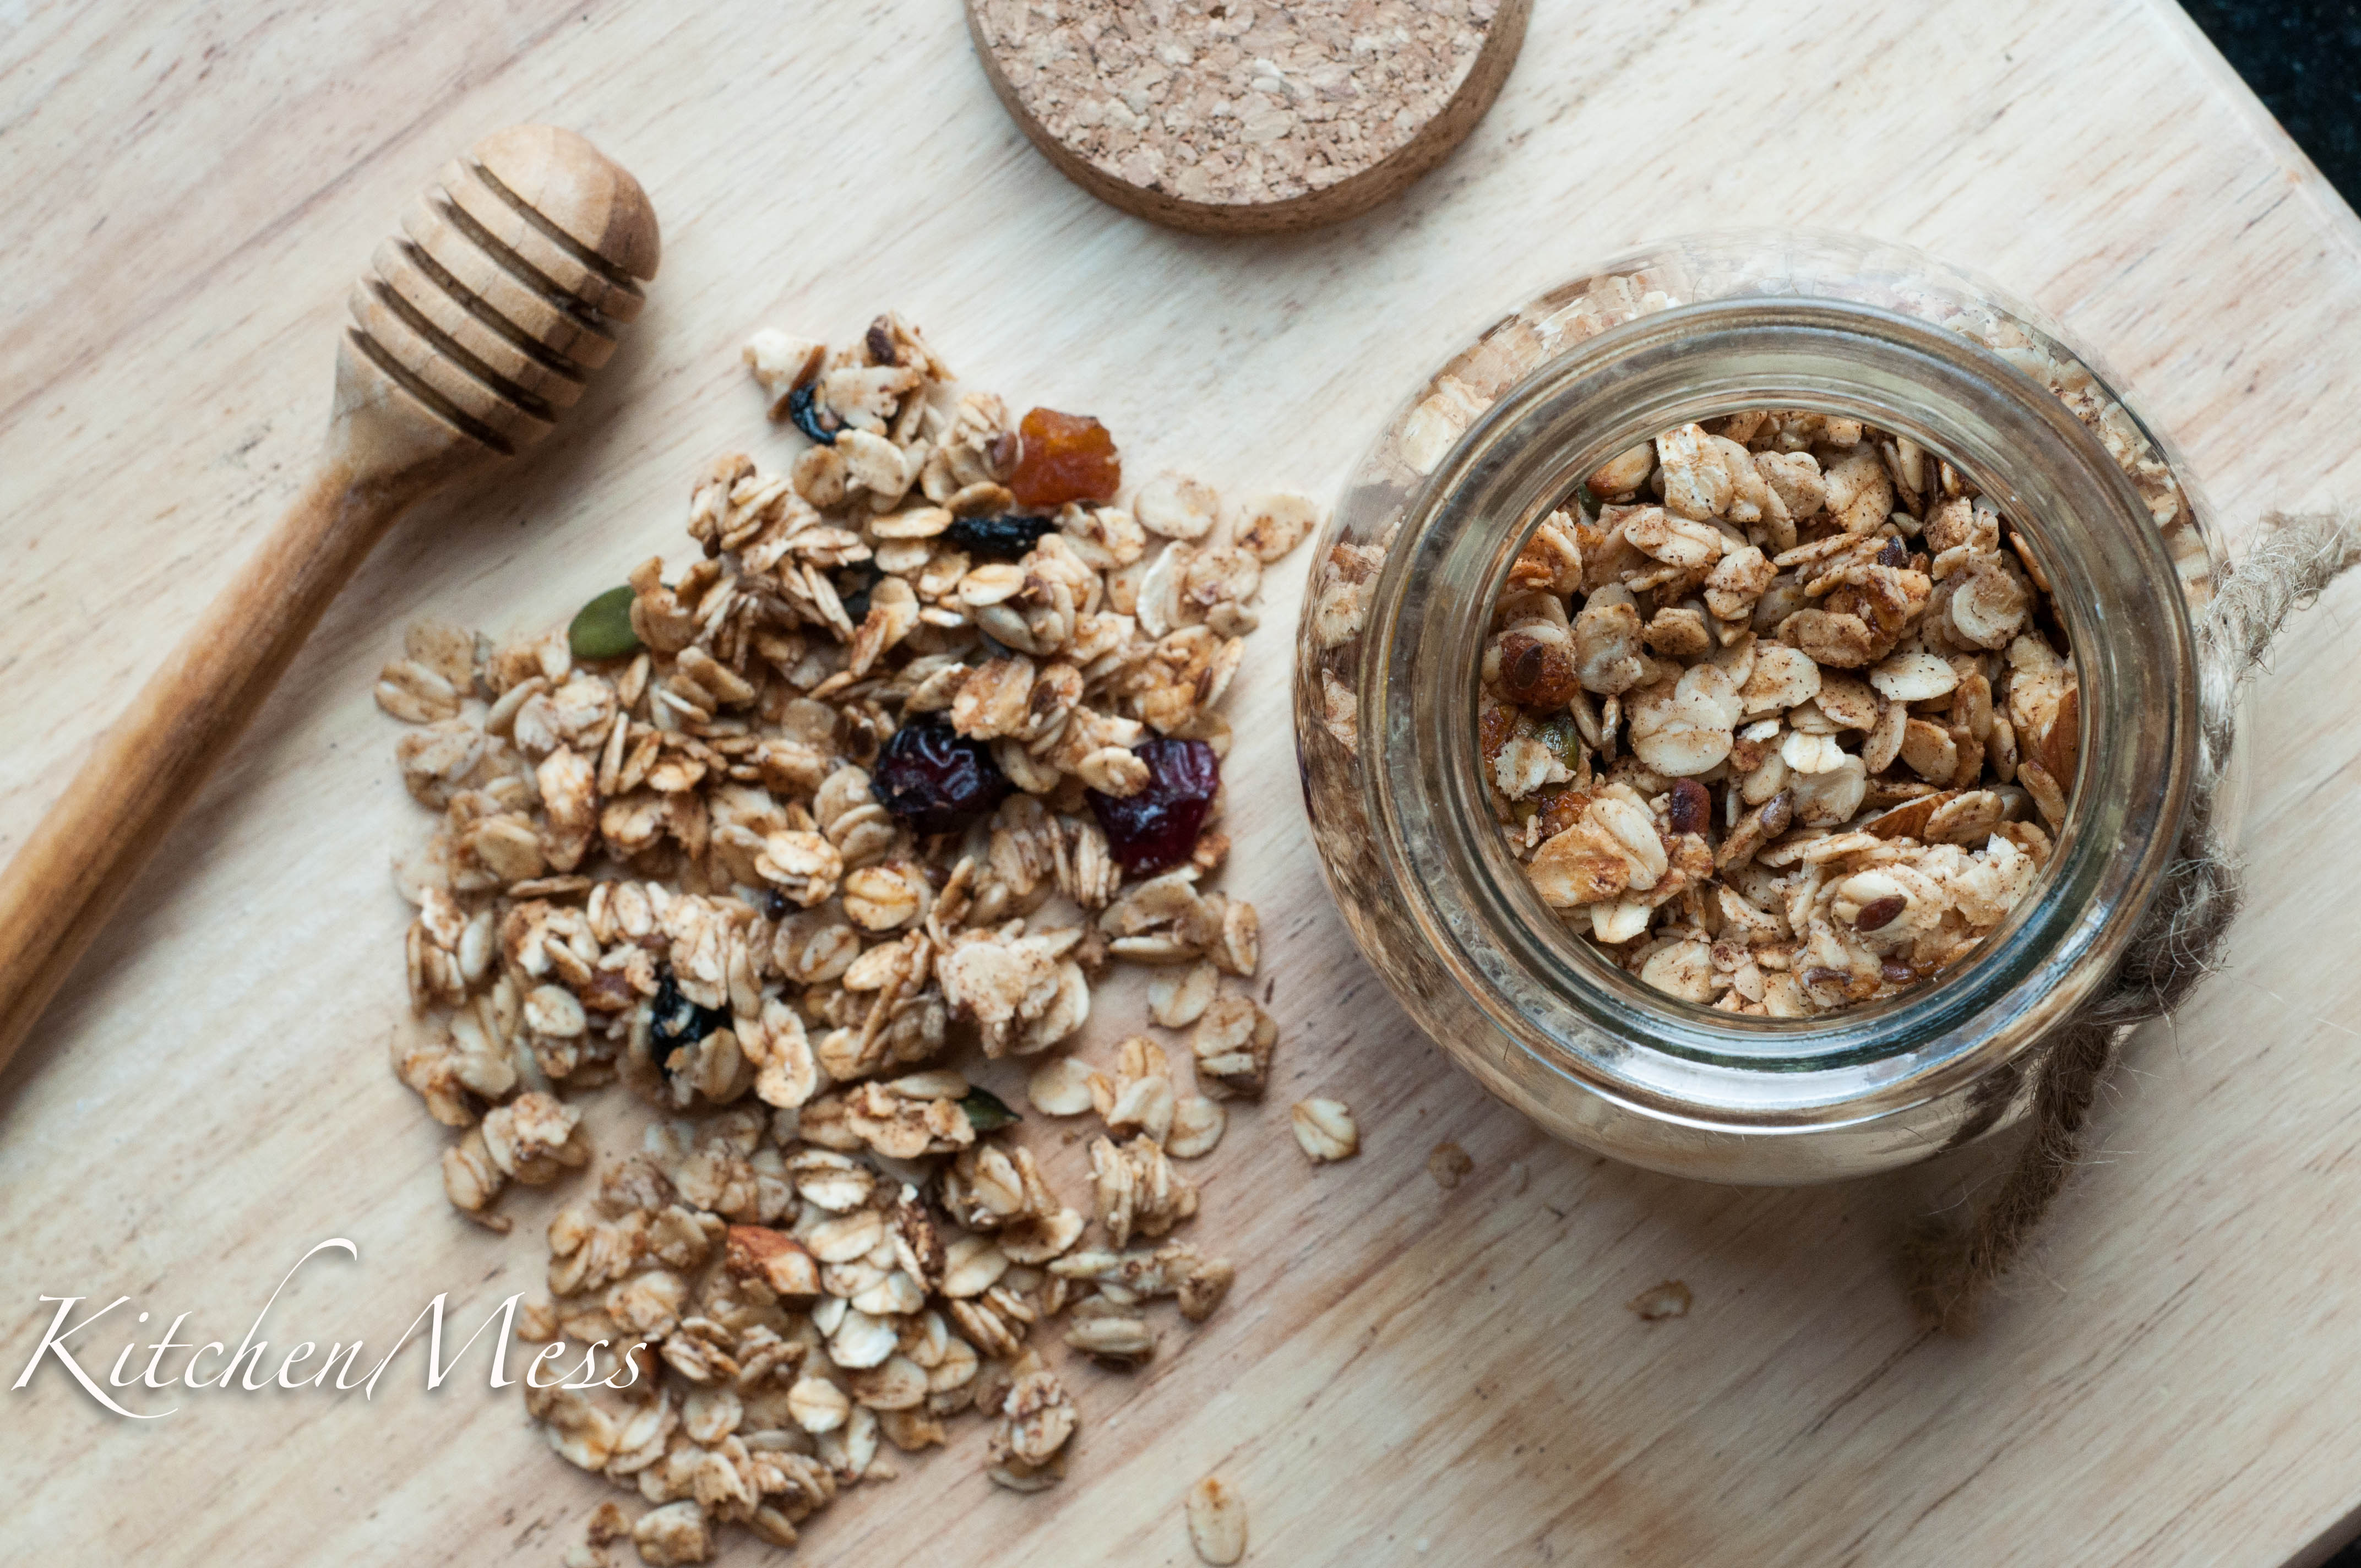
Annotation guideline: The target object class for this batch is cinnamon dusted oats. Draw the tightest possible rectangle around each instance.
[379,313,1317,1562]
[1289,1097,1358,1163]
[1481,413,2077,1017]
[1185,1473,1249,1565]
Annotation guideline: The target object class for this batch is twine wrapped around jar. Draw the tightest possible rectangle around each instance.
[1907,513,2361,1333]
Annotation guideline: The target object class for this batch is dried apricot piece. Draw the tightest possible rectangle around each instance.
[1008,407,1121,508]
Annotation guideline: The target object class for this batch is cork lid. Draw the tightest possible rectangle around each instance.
[967,0,1531,236]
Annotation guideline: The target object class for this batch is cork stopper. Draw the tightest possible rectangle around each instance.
[967,0,1530,236]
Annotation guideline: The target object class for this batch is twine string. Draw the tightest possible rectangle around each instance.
[1906,514,2361,1334]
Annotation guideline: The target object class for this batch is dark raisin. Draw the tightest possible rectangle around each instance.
[1667,778,1711,837]
[1877,536,1909,569]
[649,962,730,1082]
[787,382,837,446]
[1087,738,1220,875]
[946,513,1058,562]
[837,562,882,623]
[764,889,791,921]
[871,716,1011,834]
[1881,958,1917,984]
[865,316,898,366]
[1854,894,1908,931]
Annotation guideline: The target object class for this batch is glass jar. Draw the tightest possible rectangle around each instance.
[1291,233,2227,1185]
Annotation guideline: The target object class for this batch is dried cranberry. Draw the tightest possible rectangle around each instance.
[1087,738,1220,875]
[650,962,729,1081]
[871,716,1011,834]
[947,513,1058,561]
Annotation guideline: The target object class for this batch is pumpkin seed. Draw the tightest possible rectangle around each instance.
[568,585,641,661]
[960,1086,1020,1133]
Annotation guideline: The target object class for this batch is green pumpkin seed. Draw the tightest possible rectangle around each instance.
[568,585,642,661]
[1537,713,1584,767]
[960,1087,1020,1133]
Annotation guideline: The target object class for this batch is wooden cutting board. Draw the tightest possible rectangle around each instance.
[7,3,2361,1565]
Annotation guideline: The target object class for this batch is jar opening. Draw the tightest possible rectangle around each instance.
[1362,296,2197,1090]
[1461,399,2087,1061]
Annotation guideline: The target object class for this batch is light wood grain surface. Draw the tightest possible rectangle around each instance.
[6,3,2361,1565]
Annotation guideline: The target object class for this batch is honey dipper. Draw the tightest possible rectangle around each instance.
[0,125,659,1079]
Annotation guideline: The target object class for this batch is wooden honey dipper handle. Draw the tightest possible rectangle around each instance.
[0,126,658,1081]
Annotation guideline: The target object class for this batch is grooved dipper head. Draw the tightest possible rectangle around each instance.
[346,125,660,456]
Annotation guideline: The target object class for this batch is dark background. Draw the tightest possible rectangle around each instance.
[2182,0,2360,204]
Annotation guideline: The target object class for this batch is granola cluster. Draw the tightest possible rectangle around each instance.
[1480,412,2079,1015]
[379,314,1313,1564]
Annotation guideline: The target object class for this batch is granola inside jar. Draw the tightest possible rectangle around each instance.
[1480,412,2079,1019]
[1293,235,2223,1185]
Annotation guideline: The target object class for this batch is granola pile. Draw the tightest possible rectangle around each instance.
[378,313,1315,1564]
[1480,412,2079,1016]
